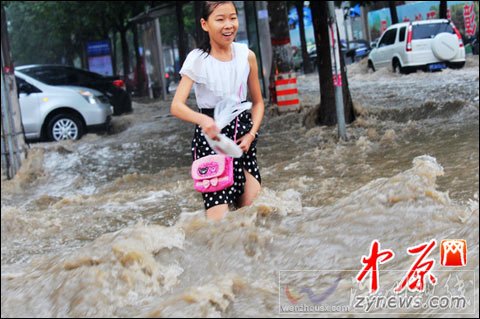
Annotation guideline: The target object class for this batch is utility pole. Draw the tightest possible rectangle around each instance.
[1,5,27,180]
[327,1,347,140]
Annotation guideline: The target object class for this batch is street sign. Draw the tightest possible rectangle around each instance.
[86,40,113,76]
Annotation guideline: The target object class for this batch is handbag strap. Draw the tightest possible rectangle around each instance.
[194,116,238,160]
[195,80,244,160]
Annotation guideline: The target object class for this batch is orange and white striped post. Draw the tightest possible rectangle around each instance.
[274,72,300,112]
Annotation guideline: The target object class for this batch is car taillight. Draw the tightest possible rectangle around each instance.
[113,79,126,90]
[406,24,413,52]
[450,22,464,47]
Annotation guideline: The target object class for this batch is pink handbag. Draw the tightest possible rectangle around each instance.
[191,117,238,193]
[191,155,234,192]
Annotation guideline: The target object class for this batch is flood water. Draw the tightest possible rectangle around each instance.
[1,56,479,317]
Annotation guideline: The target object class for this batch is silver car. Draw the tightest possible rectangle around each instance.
[15,70,113,141]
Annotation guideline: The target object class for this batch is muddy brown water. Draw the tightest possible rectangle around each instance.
[2,57,478,317]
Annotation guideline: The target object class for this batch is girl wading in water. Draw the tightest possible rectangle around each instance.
[171,1,264,220]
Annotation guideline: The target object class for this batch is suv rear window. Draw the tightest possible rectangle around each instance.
[412,23,454,40]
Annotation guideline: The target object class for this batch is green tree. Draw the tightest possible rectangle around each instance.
[4,1,146,80]
[6,2,75,65]
[100,1,146,80]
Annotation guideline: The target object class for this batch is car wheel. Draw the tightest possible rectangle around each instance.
[392,59,406,74]
[448,61,465,69]
[368,60,375,72]
[392,59,399,73]
[47,114,84,141]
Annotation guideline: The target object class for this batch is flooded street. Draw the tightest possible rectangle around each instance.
[1,56,479,317]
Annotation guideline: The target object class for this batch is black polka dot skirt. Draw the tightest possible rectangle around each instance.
[192,110,261,210]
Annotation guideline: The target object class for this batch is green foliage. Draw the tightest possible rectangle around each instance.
[183,3,195,32]
[6,2,70,65]
[158,9,178,46]
[4,1,147,66]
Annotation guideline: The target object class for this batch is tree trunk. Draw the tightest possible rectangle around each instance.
[311,1,336,125]
[119,28,131,92]
[101,16,109,40]
[132,25,146,96]
[111,32,117,75]
[389,1,399,25]
[295,1,313,74]
[80,41,88,69]
[311,1,355,126]
[267,1,293,74]
[64,43,75,66]
[267,1,294,105]
[176,2,187,68]
[439,1,448,19]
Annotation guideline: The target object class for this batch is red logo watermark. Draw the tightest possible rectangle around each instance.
[394,240,437,293]
[440,239,467,267]
[356,240,395,293]
[356,239,467,294]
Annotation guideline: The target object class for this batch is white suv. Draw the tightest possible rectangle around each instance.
[368,19,465,73]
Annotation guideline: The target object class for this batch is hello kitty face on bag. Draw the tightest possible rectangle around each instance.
[192,156,226,180]
[198,162,219,177]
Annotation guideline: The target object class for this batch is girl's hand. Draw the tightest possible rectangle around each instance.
[236,133,255,153]
[199,115,220,140]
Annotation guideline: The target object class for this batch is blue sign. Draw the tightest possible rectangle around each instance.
[350,4,361,17]
[86,40,113,76]
[288,6,313,28]
[87,40,111,57]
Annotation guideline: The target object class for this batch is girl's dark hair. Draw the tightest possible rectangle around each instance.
[198,1,238,55]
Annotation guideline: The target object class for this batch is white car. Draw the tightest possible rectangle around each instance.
[15,70,113,141]
[368,19,465,73]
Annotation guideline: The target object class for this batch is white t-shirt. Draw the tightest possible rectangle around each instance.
[179,42,250,109]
